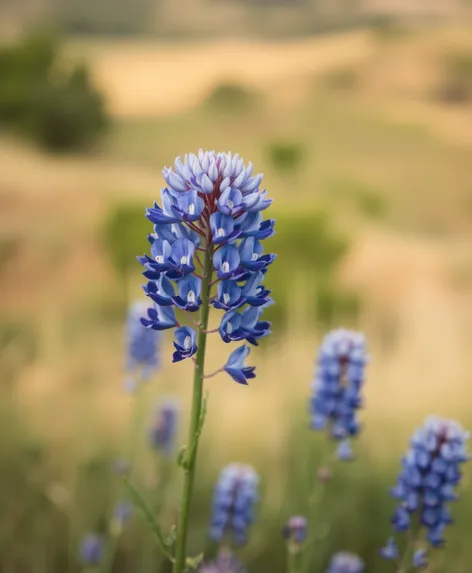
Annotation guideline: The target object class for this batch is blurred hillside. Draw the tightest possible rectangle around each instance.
[1,0,472,38]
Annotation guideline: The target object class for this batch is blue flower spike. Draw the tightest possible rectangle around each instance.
[139,151,274,378]
[210,464,259,546]
[381,417,470,569]
[310,328,368,460]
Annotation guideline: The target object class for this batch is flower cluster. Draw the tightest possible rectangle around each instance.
[381,417,470,567]
[148,399,179,454]
[210,463,259,546]
[80,533,103,566]
[310,329,367,459]
[138,151,275,383]
[197,550,246,573]
[325,552,364,573]
[283,515,308,546]
[125,300,162,389]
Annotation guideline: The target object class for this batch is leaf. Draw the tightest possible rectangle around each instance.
[124,478,174,562]
[177,445,188,469]
[186,553,204,570]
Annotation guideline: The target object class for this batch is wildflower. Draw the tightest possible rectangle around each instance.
[381,417,470,568]
[139,151,275,382]
[148,400,179,454]
[197,550,246,573]
[210,463,259,546]
[325,552,364,573]
[126,301,162,381]
[310,329,367,458]
[283,515,308,546]
[79,533,103,566]
[223,346,256,385]
[113,501,132,525]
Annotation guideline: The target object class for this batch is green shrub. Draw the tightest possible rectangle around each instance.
[102,201,149,280]
[266,140,304,173]
[204,82,258,113]
[435,50,472,105]
[0,31,110,151]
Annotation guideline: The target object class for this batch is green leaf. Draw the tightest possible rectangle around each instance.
[186,553,204,570]
[177,445,188,469]
[124,478,174,562]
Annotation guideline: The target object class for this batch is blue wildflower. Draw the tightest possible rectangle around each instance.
[148,399,179,454]
[113,501,132,525]
[224,345,256,385]
[126,301,162,380]
[283,516,308,545]
[310,329,367,458]
[210,463,259,546]
[325,552,364,573]
[382,416,470,563]
[79,533,103,566]
[379,537,398,560]
[413,549,428,569]
[173,326,198,362]
[139,151,275,375]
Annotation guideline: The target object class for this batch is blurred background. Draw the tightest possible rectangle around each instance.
[1,1,472,572]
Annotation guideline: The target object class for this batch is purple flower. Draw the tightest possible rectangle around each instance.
[283,515,308,545]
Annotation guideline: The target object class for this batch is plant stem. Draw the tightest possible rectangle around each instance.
[287,547,299,573]
[173,246,213,573]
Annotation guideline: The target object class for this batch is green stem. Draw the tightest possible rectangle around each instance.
[287,546,300,573]
[173,246,213,573]
[101,381,147,573]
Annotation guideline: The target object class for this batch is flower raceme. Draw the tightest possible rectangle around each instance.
[310,329,367,460]
[148,399,179,455]
[138,150,275,383]
[210,464,259,546]
[381,417,470,569]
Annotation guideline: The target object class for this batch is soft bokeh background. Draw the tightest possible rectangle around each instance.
[2,2,472,572]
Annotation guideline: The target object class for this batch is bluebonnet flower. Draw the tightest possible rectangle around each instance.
[325,552,364,573]
[310,329,367,459]
[148,400,179,454]
[210,463,259,546]
[173,326,198,362]
[79,533,103,566]
[381,417,470,566]
[126,301,162,380]
[197,550,246,573]
[224,345,255,385]
[139,151,275,380]
[283,516,308,545]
